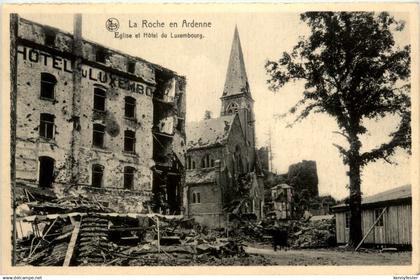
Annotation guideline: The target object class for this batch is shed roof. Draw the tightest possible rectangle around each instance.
[186,115,236,150]
[332,184,411,211]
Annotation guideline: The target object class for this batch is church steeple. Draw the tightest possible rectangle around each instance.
[220,26,256,168]
[222,26,251,98]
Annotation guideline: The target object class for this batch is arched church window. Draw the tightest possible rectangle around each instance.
[201,154,212,168]
[234,145,243,174]
[226,102,239,115]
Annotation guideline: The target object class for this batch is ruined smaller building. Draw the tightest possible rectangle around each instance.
[268,184,293,220]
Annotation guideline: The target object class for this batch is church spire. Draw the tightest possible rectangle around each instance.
[222,26,251,98]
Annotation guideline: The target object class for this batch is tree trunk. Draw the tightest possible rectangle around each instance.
[347,149,363,247]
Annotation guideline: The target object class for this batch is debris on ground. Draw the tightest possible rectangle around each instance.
[15,197,275,266]
[288,217,336,248]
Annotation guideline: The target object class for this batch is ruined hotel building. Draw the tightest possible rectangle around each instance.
[11,16,186,213]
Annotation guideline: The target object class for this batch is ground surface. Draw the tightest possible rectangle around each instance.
[244,245,412,266]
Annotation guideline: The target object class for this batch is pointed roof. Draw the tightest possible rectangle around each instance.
[222,26,251,98]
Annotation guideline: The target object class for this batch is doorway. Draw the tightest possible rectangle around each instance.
[39,156,55,188]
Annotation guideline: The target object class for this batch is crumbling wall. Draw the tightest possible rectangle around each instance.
[76,63,154,192]
[15,44,74,186]
[172,76,187,166]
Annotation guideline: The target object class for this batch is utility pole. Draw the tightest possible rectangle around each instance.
[268,123,273,173]
[70,14,83,186]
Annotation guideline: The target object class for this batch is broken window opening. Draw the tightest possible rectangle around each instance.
[186,156,191,170]
[176,118,184,132]
[93,88,106,112]
[124,166,135,190]
[40,73,57,100]
[91,164,104,188]
[127,61,136,74]
[44,29,56,46]
[124,130,136,153]
[39,113,55,139]
[92,123,105,148]
[38,156,55,188]
[124,96,136,119]
[96,47,107,63]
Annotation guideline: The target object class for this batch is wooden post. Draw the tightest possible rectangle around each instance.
[63,220,81,266]
[355,207,387,251]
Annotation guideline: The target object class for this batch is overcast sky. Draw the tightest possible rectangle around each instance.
[21,11,411,199]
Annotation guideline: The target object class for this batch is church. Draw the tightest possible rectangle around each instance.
[184,27,265,228]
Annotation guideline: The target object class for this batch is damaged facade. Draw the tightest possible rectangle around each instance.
[13,16,186,214]
[184,27,264,228]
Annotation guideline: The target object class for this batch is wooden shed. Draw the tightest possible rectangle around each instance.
[331,185,411,246]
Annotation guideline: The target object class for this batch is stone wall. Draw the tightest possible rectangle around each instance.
[16,45,74,185]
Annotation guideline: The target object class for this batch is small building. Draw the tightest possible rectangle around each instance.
[269,184,293,220]
[331,185,412,247]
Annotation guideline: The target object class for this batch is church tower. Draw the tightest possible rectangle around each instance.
[220,26,256,166]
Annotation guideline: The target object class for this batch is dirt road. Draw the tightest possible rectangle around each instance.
[245,246,411,265]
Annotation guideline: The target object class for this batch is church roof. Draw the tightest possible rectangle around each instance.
[186,168,217,185]
[222,26,251,98]
[186,115,236,150]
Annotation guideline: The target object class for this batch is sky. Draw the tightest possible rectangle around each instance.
[21,11,411,200]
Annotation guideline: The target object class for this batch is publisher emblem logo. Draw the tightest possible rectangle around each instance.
[106,18,119,32]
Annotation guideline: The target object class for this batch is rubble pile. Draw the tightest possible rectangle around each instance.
[288,218,336,248]
[15,200,274,266]
[26,195,115,215]
[16,217,74,266]
[232,220,268,243]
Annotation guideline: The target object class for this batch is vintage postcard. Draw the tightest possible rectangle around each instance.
[0,3,419,275]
